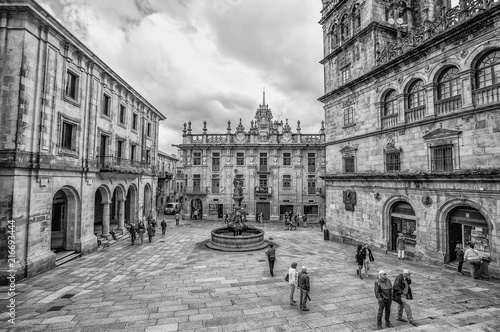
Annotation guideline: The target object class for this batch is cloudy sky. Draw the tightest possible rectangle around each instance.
[39,0,325,155]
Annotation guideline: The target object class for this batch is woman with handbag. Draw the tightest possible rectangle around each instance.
[356,245,366,279]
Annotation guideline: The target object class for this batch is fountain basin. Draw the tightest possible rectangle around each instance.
[205,227,268,251]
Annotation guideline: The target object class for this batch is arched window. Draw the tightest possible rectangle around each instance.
[384,90,397,116]
[329,24,339,49]
[352,4,361,32]
[341,14,349,42]
[476,50,500,89]
[407,80,425,109]
[437,67,461,100]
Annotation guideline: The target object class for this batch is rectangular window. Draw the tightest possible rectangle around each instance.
[431,145,453,171]
[341,68,350,84]
[385,151,401,172]
[343,107,354,126]
[307,175,316,194]
[130,144,136,161]
[259,174,268,188]
[116,140,124,159]
[119,105,126,125]
[283,152,291,166]
[61,122,76,150]
[212,152,220,172]
[147,122,152,137]
[102,94,111,117]
[259,152,267,172]
[304,205,319,215]
[65,70,79,100]
[211,175,220,194]
[145,149,151,163]
[132,113,138,131]
[236,152,245,166]
[193,152,201,165]
[193,174,201,193]
[308,153,316,172]
[283,174,291,188]
[344,156,355,173]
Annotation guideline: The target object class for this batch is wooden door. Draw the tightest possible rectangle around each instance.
[256,202,270,221]
[449,222,462,262]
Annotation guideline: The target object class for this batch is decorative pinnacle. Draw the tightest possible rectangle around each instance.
[203,120,207,133]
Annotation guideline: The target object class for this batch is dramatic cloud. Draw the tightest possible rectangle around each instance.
[39,0,325,155]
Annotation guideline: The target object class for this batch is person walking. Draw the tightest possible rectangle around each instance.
[288,262,299,305]
[363,243,375,278]
[319,217,325,232]
[396,233,406,260]
[464,242,482,279]
[151,219,157,236]
[128,223,136,245]
[393,269,418,326]
[298,266,310,311]
[175,212,180,226]
[356,244,366,279]
[147,224,154,243]
[294,213,300,229]
[161,219,167,235]
[302,214,308,227]
[137,221,145,245]
[374,270,394,330]
[265,243,276,276]
[455,243,465,276]
[193,209,199,220]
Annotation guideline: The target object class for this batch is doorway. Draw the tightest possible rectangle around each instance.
[256,202,270,221]
[280,205,294,219]
[448,206,489,262]
[51,191,66,251]
[216,204,224,219]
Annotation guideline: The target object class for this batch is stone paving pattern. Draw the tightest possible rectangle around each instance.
[1,218,500,332]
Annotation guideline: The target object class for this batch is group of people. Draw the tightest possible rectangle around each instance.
[126,215,181,245]
[283,212,309,230]
[455,242,489,279]
[355,243,375,279]
[375,269,418,329]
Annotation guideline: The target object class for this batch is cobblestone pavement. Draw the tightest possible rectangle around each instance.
[1,218,500,332]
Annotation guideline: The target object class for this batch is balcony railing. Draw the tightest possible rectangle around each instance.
[405,106,426,123]
[97,156,149,173]
[381,113,398,129]
[255,186,272,195]
[473,84,500,107]
[435,95,462,115]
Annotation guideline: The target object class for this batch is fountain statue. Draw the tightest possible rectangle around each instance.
[206,173,267,251]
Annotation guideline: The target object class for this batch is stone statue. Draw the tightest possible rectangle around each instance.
[233,177,243,197]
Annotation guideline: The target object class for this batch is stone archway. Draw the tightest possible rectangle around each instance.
[388,201,417,257]
[110,185,126,232]
[94,186,111,236]
[126,184,138,224]
[51,186,80,252]
[143,183,152,220]
[436,199,494,263]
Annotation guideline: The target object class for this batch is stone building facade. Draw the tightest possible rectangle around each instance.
[176,94,326,222]
[156,151,179,212]
[319,0,500,276]
[0,0,165,283]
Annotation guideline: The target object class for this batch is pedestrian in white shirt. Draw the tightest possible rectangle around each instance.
[288,262,299,305]
[464,243,482,279]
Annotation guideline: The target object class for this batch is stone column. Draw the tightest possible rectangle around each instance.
[118,199,125,232]
[102,200,110,237]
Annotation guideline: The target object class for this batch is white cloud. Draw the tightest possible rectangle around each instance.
[39,0,325,154]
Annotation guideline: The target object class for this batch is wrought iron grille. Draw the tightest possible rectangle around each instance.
[431,145,453,171]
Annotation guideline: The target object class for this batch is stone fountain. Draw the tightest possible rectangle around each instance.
[206,173,267,251]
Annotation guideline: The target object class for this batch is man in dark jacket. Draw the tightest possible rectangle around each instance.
[265,243,276,276]
[147,224,154,243]
[393,270,417,326]
[298,266,310,311]
[128,223,136,245]
[374,270,394,330]
[161,219,167,235]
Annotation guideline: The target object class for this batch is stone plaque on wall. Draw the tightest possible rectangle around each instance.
[343,190,357,212]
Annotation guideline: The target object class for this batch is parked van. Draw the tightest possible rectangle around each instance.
[164,202,181,215]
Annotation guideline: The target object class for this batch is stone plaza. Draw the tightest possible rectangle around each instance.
[1,218,499,332]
